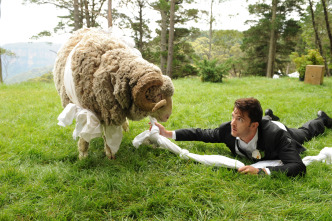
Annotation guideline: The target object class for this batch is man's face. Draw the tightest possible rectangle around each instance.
[231,108,252,139]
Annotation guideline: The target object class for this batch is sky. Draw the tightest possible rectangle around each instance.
[0,0,256,46]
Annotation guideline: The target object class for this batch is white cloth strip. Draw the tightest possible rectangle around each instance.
[64,41,81,106]
[133,118,332,170]
[133,117,245,169]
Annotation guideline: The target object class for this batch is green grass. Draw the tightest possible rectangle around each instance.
[0,77,331,220]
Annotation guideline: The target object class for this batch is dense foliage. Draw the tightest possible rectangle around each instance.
[7,0,331,83]
[291,49,325,79]
[196,59,230,82]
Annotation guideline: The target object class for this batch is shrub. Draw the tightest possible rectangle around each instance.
[196,59,230,83]
[290,49,324,80]
[172,64,199,79]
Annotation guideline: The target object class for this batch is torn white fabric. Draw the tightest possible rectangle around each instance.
[250,160,283,168]
[57,103,102,142]
[252,147,332,168]
[57,102,123,152]
[133,118,332,170]
[302,147,332,165]
[133,117,245,169]
[103,124,123,155]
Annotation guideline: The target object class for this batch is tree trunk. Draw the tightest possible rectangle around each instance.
[321,0,331,76]
[108,0,112,28]
[160,9,167,75]
[84,0,91,27]
[309,0,329,76]
[166,0,175,78]
[74,0,80,30]
[266,0,277,78]
[79,0,84,27]
[138,0,144,52]
[208,0,214,60]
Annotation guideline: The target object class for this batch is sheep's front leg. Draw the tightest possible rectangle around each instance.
[103,136,116,160]
[122,118,129,132]
[78,137,89,159]
[103,125,123,160]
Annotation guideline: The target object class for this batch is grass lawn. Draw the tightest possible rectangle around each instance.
[0,76,331,220]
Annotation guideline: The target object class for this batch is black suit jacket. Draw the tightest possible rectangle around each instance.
[175,118,306,177]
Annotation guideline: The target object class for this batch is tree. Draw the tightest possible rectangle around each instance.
[308,0,329,75]
[266,0,278,78]
[166,0,175,77]
[321,0,332,75]
[0,48,16,83]
[117,0,152,54]
[24,0,107,36]
[152,0,170,74]
[108,0,113,27]
[205,0,228,60]
[242,0,304,76]
[152,0,199,76]
[74,0,80,30]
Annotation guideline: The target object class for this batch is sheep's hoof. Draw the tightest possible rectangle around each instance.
[106,154,116,160]
[122,119,129,132]
[79,151,88,160]
[104,144,116,160]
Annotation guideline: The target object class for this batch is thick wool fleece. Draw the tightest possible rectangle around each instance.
[53,28,174,126]
[53,28,91,107]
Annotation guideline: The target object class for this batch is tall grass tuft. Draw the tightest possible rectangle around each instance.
[0,77,331,220]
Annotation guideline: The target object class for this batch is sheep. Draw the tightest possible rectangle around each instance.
[53,28,174,159]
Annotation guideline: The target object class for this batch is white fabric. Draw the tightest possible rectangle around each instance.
[64,41,81,106]
[172,131,176,140]
[288,71,300,78]
[251,160,283,168]
[133,118,332,171]
[133,117,245,169]
[272,121,287,131]
[103,124,123,154]
[252,147,332,168]
[302,147,332,165]
[57,103,102,142]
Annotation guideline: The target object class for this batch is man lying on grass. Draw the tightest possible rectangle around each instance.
[153,97,332,177]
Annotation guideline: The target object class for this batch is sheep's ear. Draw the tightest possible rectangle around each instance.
[152,99,167,112]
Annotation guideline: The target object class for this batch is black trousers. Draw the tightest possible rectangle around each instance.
[287,118,326,145]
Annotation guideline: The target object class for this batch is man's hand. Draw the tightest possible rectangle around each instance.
[150,122,173,139]
[238,166,266,175]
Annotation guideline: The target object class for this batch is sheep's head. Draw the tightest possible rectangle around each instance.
[132,75,174,122]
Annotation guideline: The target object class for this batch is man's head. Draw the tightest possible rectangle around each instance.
[234,98,263,124]
[231,98,262,142]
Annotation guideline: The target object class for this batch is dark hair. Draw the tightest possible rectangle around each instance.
[234,98,263,123]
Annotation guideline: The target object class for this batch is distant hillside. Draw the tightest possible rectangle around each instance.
[2,42,61,83]
[6,65,54,84]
